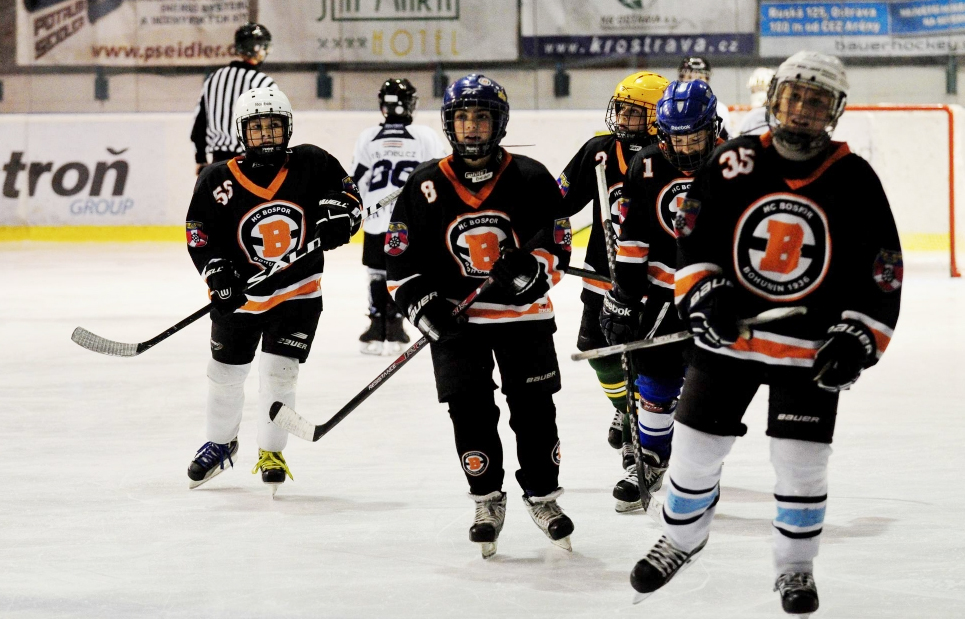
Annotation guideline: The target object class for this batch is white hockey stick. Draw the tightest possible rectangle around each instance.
[571,306,808,361]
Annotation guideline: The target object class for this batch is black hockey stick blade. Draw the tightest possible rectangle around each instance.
[565,266,610,284]
[571,306,808,361]
[71,304,213,357]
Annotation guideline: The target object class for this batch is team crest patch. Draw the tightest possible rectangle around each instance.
[554,218,572,249]
[341,175,360,195]
[385,222,409,256]
[674,198,701,238]
[447,210,515,277]
[186,221,207,248]
[658,179,693,237]
[552,440,561,466]
[462,451,489,477]
[238,201,306,269]
[872,249,903,292]
[557,172,571,197]
[618,197,630,224]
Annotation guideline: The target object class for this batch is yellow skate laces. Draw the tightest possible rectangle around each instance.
[251,449,294,480]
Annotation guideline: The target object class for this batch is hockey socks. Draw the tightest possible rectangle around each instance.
[206,359,251,444]
[770,437,831,576]
[258,352,298,453]
[634,374,684,463]
[588,355,628,448]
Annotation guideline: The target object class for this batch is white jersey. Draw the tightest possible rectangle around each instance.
[737,106,769,136]
[716,99,734,139]
[349,122,448,235]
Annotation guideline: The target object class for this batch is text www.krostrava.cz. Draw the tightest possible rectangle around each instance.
[91,42,234,61]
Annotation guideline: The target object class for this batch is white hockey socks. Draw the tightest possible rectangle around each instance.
[206,359,251,444]
[661,423,736,553]
[258,352,299,452]
[770,437,831,576]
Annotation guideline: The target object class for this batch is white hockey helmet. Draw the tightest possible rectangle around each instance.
[766,51,849,160]
[747,67,776,108]
[234,87,293,153]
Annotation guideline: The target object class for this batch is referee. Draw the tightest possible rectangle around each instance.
[191,22,276,175]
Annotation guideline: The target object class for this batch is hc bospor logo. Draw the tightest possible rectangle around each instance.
[733,193,830,302]
[656,178,692,238]
[446,210,517,277]
[462,451,489,477]
[238,200,306,269]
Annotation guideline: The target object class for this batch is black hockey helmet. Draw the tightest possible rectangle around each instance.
[679,56,711,82]
[235,22,272,64]
[379,78,418,123]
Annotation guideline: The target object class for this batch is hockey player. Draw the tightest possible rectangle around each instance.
[630,52,902,616]
[602,79,721,513]
[678,57,733,139]
[185,88,362,493]
[557,71,669,462]
[737,67,777,136]
[385,74,574,559]
[350,78,448,355]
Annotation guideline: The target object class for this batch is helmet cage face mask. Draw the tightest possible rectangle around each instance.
[766,79,845,158]
[239,113,291,154]
[605,97,658,147]
[655,80,720,172]
[379,79,418,122]
[657,125,717,173]
[441,74,509,159]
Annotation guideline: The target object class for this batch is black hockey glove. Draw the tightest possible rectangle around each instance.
[813,319,876,392]
[313,192,362,251]
[600,287,641,345]
[490,248,541,295]
[407,292,467,343]
[202,258,246,317]
[685,276,740,349]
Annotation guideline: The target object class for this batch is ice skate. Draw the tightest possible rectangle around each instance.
[252,449,293,496]
[469,490,506,559]
[613,450,668,513]
[383,313,410,355]
[774,572,819,615]
[187,439,238,489]
[522,488,574,551]
[358,312,385,355]
[630,535,707,603]
[607,410,624,449]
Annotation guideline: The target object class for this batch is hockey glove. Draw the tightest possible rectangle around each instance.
[313,192,362,251]
[685,276,740,349]
[813,319,876,392]
[202,258,247,317]
[407,292,467,343]
[490,248,541,295]
[600,287,641,345]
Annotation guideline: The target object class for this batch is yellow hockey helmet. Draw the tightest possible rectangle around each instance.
[606,72,671,147]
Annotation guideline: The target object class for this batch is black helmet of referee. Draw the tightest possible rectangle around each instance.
[235,22,272,65]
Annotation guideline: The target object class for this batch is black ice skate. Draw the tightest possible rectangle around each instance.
[522,488,574,551]
[613,450,668,513]
[384,313,411,355]
[630,535,707,603]
[359,312,385,355]
[187,439,238,489]
[251,449,293,497]
[607,410,625,449]
[774,572,819,615]
[468,490,507,559]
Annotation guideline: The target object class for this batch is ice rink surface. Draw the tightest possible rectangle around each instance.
[1,243,963,618]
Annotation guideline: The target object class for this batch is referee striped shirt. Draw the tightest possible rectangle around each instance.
[191,60,276,164]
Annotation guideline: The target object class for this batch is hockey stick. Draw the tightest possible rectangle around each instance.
[565,266,610,284]
[270,277,496,442]
[570,306,808,361]
[70,190,402,357]
[593,162,662,519]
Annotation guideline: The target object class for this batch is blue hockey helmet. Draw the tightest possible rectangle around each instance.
[655,80,720,172]
[441,74,509,159]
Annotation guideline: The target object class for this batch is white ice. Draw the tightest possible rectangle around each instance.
[1,243,963,618]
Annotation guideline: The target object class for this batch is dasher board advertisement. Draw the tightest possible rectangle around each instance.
[17,0,249,66]
[260,0,518,63]
[761,1,965,57]
[520,0,756,58]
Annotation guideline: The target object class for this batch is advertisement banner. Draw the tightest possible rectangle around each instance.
[260,0,518,63]
[520,0,757,58]
[17,0,249,66]
[760,1,965,57]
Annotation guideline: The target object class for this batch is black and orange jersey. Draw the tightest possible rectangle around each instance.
[385,149,571,326]
[676,132,902,367]
[558,134,642,301]
[185,144,360,315]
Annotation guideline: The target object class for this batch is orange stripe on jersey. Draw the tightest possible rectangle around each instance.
[532,248,563,286]
[842,310,895,359]
[617,243,649,261]
[728,334,819,362]
[616,141,629,175]
[237,278,321,314]
[648,262,675,289]
[465,299,555,322]
[227,157,290,200]
[674,262,722,304]
[438,153,513,209]
[784,142,851,191]
[583,275,612,292]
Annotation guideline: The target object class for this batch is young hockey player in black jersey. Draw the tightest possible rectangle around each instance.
[557,72,669,462]
[184,88,362,494]
[385,74,574,559]
[602,79,721,513]
[630,52,902,616]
